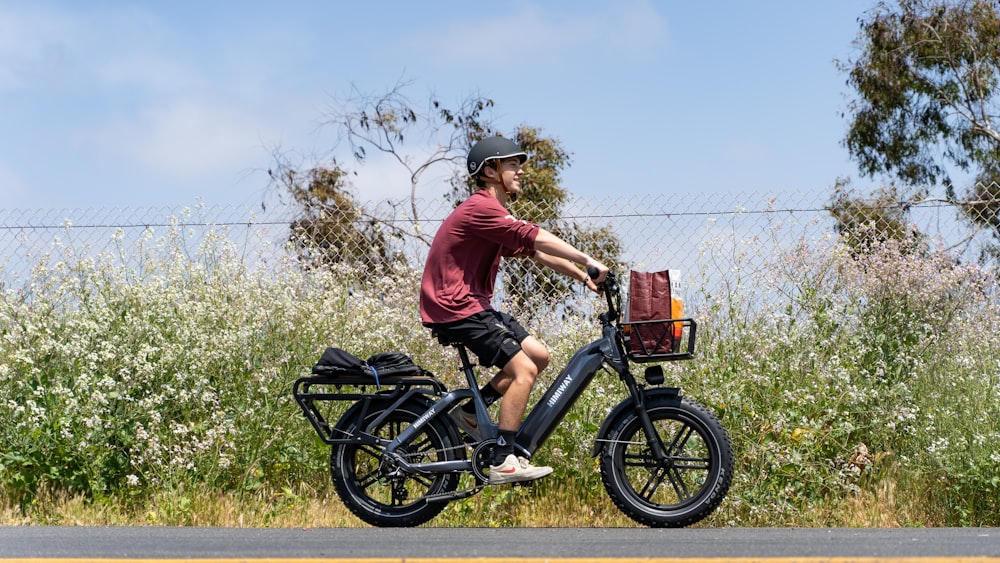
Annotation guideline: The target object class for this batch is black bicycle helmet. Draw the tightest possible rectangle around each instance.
[466,136,528,176]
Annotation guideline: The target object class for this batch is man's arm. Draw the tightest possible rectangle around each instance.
[532,250,587,280]
[531,228,609,289]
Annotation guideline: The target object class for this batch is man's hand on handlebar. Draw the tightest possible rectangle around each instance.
[584,259,609,294]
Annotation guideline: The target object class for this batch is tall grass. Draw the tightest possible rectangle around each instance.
[1,219,997,526]
[689,228,999,526]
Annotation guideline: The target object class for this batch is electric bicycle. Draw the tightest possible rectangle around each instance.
[293,270,733,527]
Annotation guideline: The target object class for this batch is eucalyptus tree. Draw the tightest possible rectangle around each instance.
[839,0,1000,259]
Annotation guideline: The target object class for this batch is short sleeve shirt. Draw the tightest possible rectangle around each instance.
[420,191,540,324]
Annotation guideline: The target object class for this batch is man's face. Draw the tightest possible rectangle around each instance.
[494,157,524,192]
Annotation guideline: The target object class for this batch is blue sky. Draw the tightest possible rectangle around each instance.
[1,0,882,210]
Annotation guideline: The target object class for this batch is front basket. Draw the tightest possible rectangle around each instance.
[622,317,697,362]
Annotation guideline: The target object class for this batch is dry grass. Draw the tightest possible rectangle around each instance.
[838,480,914,528]
[1,485,360,528]
[0,472,943,529]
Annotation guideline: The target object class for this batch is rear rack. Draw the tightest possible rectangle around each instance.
[292,373,447,445]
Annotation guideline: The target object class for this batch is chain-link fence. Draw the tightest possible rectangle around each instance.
[2,189,998,302]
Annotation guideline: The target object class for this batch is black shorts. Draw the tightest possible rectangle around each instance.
[427,310,529,369]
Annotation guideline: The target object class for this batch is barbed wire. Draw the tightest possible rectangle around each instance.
[0,197,984,231]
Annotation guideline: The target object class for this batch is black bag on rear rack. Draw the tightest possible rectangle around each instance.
[310,348,423,386]
[365,352,423,377]
[311,348,368,376]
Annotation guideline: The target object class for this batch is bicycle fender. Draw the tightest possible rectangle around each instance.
[363,392,437,434]
[591,386,681,457]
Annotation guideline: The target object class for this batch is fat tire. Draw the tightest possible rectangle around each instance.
[329,399,463,527]
[599,395,733,527]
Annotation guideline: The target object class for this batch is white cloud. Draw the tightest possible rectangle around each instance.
[402,0,667,65]
[608,1,669,50]
[348,146,455,203]
[89,99,273,179]
[0,2,208,98]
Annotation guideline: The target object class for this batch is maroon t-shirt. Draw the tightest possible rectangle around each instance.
[420,191,539,324]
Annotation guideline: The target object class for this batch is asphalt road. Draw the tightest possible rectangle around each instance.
[0,526,999,560]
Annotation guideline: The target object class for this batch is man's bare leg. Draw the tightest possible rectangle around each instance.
[488,337,550,430]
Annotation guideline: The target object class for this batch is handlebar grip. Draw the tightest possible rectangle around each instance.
[587,266,600,280]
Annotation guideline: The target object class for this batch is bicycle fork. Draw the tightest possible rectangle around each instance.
[612,368,674,462]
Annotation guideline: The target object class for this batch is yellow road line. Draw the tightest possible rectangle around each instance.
[3,558,1000,563]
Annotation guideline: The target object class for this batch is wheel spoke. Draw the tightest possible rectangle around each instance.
[672,455,711,470]
[390,420,404,439]
[623,451,656,468]
[634,455,696,503]
[639,465,669,500]
[665,424,695,456]
[412,436,436,456]
[665,465,692,500]
[627,414,714,505]
[357,444,382,459]
[355,464,382,489]
[410,473,434,489]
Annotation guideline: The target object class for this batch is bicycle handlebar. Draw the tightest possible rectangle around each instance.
[588,268,621,324]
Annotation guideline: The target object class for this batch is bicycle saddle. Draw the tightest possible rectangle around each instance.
[431,330,462,348]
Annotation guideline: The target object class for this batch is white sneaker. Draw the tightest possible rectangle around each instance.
[449,408,483,442]
[488,454,553,484]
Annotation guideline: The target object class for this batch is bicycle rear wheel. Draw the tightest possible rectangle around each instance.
[599,395,733,527]
[329,399,463,527]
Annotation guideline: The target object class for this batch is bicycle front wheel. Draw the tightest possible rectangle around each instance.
[599,395,733,527]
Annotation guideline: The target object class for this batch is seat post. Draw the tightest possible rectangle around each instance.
[452,344,492,430]
[453,344,480,390]
[433,332,490,422]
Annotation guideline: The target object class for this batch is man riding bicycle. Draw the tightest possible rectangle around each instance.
[419,135,609,483]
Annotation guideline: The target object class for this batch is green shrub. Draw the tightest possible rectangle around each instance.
[2,219,998,526]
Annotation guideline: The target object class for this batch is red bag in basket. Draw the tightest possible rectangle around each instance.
[627,270,675,356]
